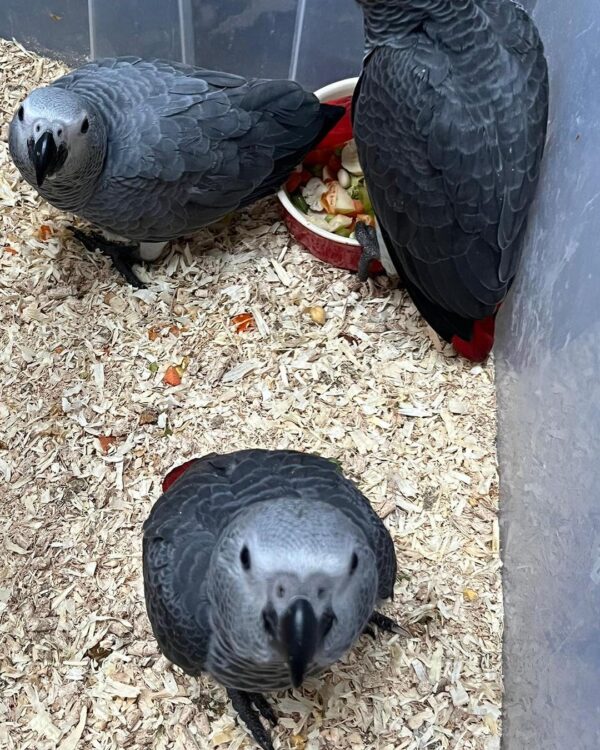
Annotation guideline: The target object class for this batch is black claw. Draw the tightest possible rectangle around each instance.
[355,221,380,282]
[362,625,376,639]
[369,611,411,638]
[227,689,276,750]
[69,226,146,288]
[252,694,278,727]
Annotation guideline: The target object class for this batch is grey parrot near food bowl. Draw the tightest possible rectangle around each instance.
[8,57,344,287]
[351,0,549,361]
[143,449,405,750]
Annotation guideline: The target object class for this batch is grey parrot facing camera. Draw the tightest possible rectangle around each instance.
[142,449,405,750]
[9,58,344,287]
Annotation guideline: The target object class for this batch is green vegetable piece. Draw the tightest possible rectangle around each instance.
[291,194,309,213]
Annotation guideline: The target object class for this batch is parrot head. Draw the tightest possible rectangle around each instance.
[9,86,106,193]
[208,498,379,688]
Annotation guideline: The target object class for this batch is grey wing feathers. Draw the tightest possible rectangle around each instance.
[53,58,342,240]
[353,4,548,321]
[142,498,215,675]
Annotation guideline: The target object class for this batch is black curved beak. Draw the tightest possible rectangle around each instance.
[280,598,318,688]
[32,131,58,187]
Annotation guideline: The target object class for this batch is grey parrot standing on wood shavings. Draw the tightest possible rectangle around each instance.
[143,449,406,750]
[9,58,345,287]
[351,0,548,361]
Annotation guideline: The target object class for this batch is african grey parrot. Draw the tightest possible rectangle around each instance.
[8,58,344,287]
[142,449,402,750]
[352,0,549,360]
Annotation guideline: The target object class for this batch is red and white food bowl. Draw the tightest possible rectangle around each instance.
[277,77,383,274]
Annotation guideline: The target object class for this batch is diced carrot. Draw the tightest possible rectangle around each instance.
[163,366,182,386]
[98,435,118,453]
[231,312,255,333]
[356,213,375,226]
[148,327,160,341]
[37,224,53,241]
[285,171,304,193]
[352,200,365,214]
[3,246,17,255]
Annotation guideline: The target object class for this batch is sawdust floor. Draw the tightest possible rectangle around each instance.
[0,40,501,750]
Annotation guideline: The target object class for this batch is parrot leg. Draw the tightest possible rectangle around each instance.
[365,611,411,638]
[69,226,147,289]
[227,689,277,750]
[355,221,381,282]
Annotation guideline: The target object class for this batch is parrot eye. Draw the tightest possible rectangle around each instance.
[349,552,359,576]
[18,106,24,122]
[240,545,251,571]
[81,117,89,134]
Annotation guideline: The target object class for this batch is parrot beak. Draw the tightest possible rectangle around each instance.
[32,131,57,187]
[31,131,67,187]
[280,598,318,688]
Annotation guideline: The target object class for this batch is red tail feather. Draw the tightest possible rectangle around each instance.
[451,314,496,362]
[314,96,353,150]
[162,459,198,493]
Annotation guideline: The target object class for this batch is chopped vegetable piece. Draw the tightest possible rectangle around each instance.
[322,165,336,183]
[325,214,353,231]
[302,178,328,211]
[356,213,376,227]
[321,182,357,215]
[98,435,118,453]
[148,327,160,341]
[291,194,309,214]
[334,226,353,238]
[163,366,182,386]
[37,224,53,241]
[337,168,351,188]
[341,139,363,175]
[305,306,326,326]
[231,312,255,333]
[285,168,312,194]
[3,246,18,255]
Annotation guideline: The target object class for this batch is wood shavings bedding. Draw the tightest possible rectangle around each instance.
[0,39,501,750]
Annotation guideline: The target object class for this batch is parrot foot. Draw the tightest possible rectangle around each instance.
[355,221,380,282]
[69,226,147,289]
[365,611,411,639]
[227,689,277,750]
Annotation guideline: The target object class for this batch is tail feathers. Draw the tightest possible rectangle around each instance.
[451,315,496,362]
[162,459,198,493]
[315,102,347,146]
[316,97,353,149]
[402,274,497,361]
